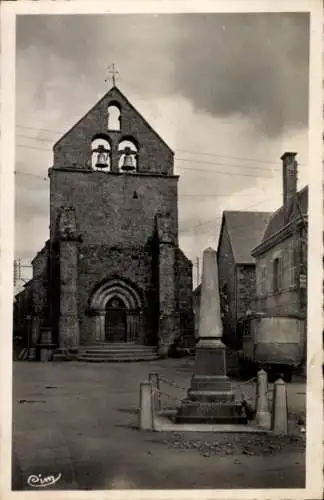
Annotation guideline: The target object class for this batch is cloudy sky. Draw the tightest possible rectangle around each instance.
[15,12,310,287]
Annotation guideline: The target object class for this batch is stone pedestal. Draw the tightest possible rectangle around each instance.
[176,346,247,424]
[176,247,247,425]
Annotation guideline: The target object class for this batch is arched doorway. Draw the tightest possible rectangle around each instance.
[105,297,127,342]
[89,277,143,344]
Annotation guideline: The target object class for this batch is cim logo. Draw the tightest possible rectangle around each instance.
[27,473,62,488]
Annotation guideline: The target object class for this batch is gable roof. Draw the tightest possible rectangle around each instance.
[261,186,308,242]
[218,211,273,264]
[54,85,174,154]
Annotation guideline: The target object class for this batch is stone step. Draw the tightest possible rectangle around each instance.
[77,354,158,363]
[81,347,156,354]
[175,415,248,425]
[77,343,158,362]
[187,390,236,403]
[79,351,156,358]
[190,377,232,392]
[80,352,156,358]
[176,400,248,424]
[82,344,155,351]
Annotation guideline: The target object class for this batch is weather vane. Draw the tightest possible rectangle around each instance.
[105,63,119,87]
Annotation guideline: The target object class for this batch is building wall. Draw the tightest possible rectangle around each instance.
[236,264,256,320]
[53,87,173,175]
[49,170,179,247]
[47,168,193,347]
[20,87,194,351]
[32,244,49,323]
[176,249,194,347]
[13,283,33,341]
[76,244,154,344]
[217,223,236,334]
[254,230,306,318]
[192,289,200,339]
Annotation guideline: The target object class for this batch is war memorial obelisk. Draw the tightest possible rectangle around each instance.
[176,247,247,424]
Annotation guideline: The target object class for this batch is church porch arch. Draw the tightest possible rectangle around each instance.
[88,278,144,344]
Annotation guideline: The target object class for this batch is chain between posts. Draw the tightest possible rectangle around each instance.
[155,373,187,391]
[149,373,273,410]
[239,376,257,385]
[151,386,182,404]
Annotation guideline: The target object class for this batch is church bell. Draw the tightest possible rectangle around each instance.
[121,153,135,172]
[95,145,109,169]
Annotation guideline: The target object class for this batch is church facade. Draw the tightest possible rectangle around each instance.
[15,86,194,357]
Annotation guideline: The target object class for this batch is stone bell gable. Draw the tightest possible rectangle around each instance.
[41,85,194,354]
[52,86,174,175]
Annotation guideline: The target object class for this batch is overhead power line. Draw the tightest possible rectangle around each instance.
[180,195,277,233]
[16,123,304,168]
[15,144,276,179]
[16,133,276,173]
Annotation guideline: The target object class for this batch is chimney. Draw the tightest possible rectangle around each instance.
[281,152,297,222]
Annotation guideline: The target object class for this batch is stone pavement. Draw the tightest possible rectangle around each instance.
[11,358,306,490]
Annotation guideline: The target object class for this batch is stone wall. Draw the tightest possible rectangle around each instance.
[31,243,49,328]
[13,282,33,340]
[42,86,194,351]
[236,264,256,320]
[217,223,237,334]
[49,169,179,247]
[53,87,174,175]
[176,249,194,347]
[254,231,306,318]
[76,244,154,345]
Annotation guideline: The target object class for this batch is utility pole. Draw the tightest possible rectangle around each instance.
[194,256,200,289]
[13,258,32,288]
[196,257,200,286]
[13,258,21,287]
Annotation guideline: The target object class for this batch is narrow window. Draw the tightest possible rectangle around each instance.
[257,263,267,297]
[273,257,282,292]
[107,105,121,131]
[287,242,297,288]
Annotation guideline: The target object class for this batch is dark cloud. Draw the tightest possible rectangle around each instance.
[171,13,309,136]
[16,12,309,138]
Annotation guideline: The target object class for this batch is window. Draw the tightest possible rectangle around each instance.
[287,241,296,288]
[273,257,283,292]
[257,263,267,297]
[107,104,121,131]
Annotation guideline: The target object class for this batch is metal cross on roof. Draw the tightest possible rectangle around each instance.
[105,63,119,87]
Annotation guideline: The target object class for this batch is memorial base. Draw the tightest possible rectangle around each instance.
[176,344,248,425]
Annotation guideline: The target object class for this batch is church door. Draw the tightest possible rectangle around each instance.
[105,298,127,342]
